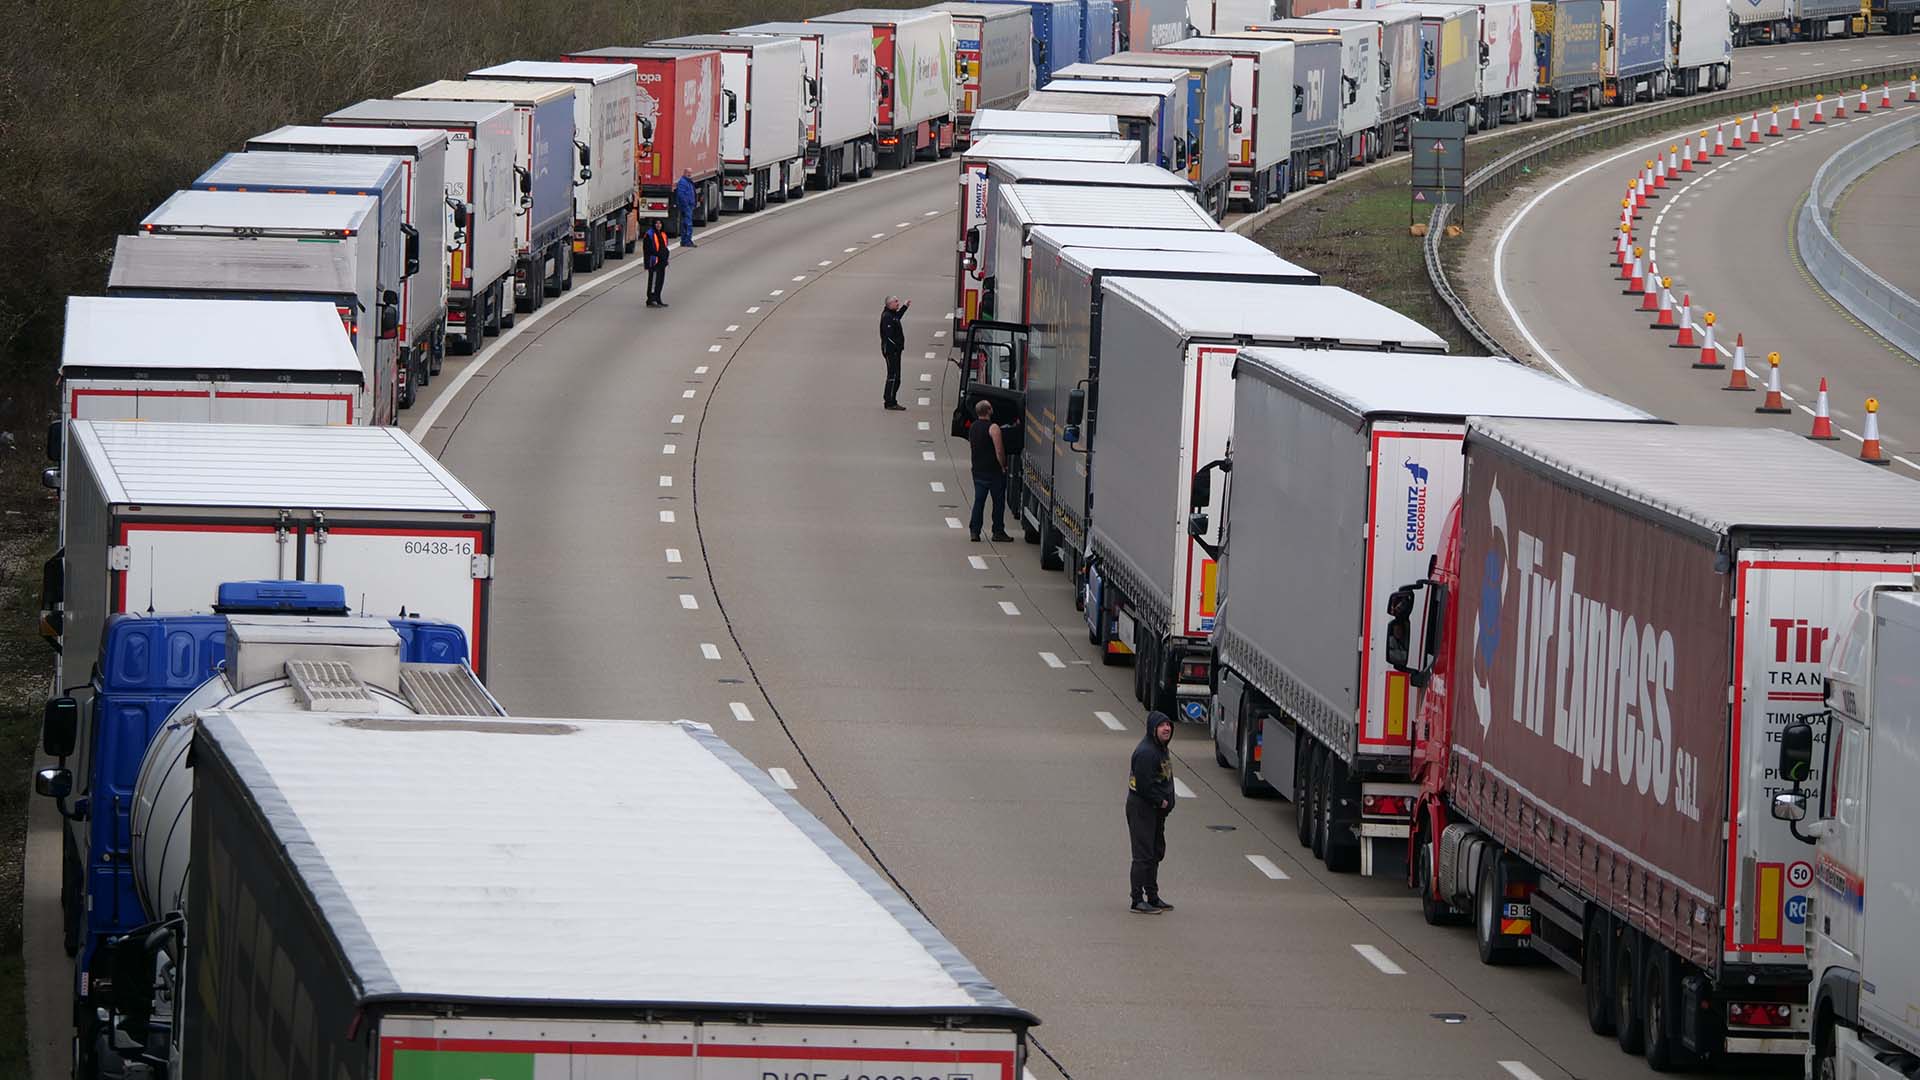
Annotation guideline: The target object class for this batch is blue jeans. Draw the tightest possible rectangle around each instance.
[970,472,1007,538]
[679,206,695,245]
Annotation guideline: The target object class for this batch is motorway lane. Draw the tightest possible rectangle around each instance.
[1495,85,1920,466]
[1832,142,1920,300]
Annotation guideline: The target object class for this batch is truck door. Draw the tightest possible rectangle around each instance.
[950,320,1028,462]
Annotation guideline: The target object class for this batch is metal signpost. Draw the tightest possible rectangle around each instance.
[1410,119,1468,229]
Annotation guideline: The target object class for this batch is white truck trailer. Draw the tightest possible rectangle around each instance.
[983,182,1217,323]
[931,2,1037,142]
[1248,20,1389,161]
[1776,586,1920,1080]
[1159,36,1293,208]
[1200,352,1649,880]
[1407,0,1536,125]
[469,61,641,271]
[728,22,880,186]
[1078,281,1448,724]
[1304,7,1426,148]
[244,125,452,378]
[649,34,809,211]
[809,8,959,167]
[1669,0,1733,94]
[320,99,519,356]
[971,107,1124,138]
[131,711,1038,1079]
[116,191,399,425]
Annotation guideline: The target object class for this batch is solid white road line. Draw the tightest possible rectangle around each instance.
[1498,1062,1547,1080]
[1096,710,1126,730]
[1173,777,1195,799]
[999,601,1021,615]
[660,510,676,523]
[1246,854,1290,880]
[968,555,989,570]
[665,548,682,563]
[729,702,755,723]
[1040,651,1066,669]
[679,594,699,610]
[1352,944,1407,975]
[769,767,798,790]
[700,642,722,660]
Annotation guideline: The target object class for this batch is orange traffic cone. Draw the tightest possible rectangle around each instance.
[1676,143,1690,173]
[1767,105,1782,136]
[1639,266,1661,306]
[1731,119,1746,148]
[1725,335,1754,390]
[1651,281,1677,327]
[1807,379,1838,440]
[1653,155,1668,188]
[1696,131,1710,162]
[1790,101,1803,130]
[1813,95,1826,124]
[1714,124,1727,155]
[1750,113,1762,142]
[1694,312,1722,368]
[1672,295,1696,344]
[1858,86,1870,113]
[1624,249,1646,293]
[1634,178,1647,210]
[1908,75,1917,103]
[1861,398,1890,465]
[1757,352,1791,414]
[1880,83,1893,109]
[1835,91,1848,117]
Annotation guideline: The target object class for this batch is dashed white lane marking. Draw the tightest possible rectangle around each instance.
[706,344,723,352]
[934,330,947,338]
[924,351,938,359]
[930,481,946,492]
[671,413,685,424]
[1246,854,1290,880]
[1096,710,1126,730]
[923,450,937,461]
[746,306,760,314]
[1173,777,1195,799]
[769,767,797,789]
[818,259,833,266]
[1499,1063,1547,1080]
[683,389,697,398]
[1040,651,1066,669]
[658,475,673,487]
[895,221,912,227]
[945,516,964,529]
[872,232,886,238]
[725,324,739,332]
[694,364,710,373]
[700,642,722,660]
[660,510,676,523]
[791,275,807,281]
[665,548,682,563]
[770,289,785,296]
[662,443,677,454]
[999,600,1021,615]
[920,373,933,382]
[968,555,989,570]
[918,396,931,406]
[729,701,755,722]
[918,420,931,431]
[1352,944,1407,975]
[679,594,699,610]
[845,246,859,253]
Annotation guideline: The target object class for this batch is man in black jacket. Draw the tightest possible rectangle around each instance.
[879,296,909,410]
[1127,712,1176,914]
[641,220,671,307]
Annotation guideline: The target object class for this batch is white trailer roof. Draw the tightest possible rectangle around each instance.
[809,8,950,25]
[1393,2,1480,17]
[1167,35,1294,55]
[1031,224,1263,253]
[108,234,361,299]
[142,190,377,234]
[1102,278,1447,349]
[973,108,1121,136]
[68,421,489,512]
[1041,78,1179,97]
[471,60,634,85]
[195,152,403,192]
[1006,184,1218,229]
[61,297,362,378]
[196,711,1035,1019]
[250,125,447,155]
[1469,419,1920,536]
[1104,50,1232,70]
[1055,63,1183,81]
[325,99,515,127]
[963,135,1140,163]
[1237,348,1652,422]
[731,20,874,38]
[1020,91,1161,120]
[649,33,788,50]
[928,2,1033,18]
[399,80,574,106]
[1061,246,1318,283]
[1307,7,1423,25]
[989,160,1192,187]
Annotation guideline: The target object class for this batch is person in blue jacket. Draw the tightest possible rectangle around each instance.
[675,169,698,248]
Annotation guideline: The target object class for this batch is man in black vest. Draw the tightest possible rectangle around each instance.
[879,296,909,410]
[967,399,1013,542]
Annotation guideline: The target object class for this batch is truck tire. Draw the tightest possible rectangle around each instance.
[543,251,563,298]
[1322,754,1358,871]
[1642,946,1688,1071]
[1414,825,1462,925]
[1294,733,1313,846]
[1614,929,1647,1053]
[1038,519,1064,571]
[1147,646,1176,718]
[1475,855,1523,965]
[1133,631,1151,702]
[1585,912,1616,1035]
[560,243,575,291]
[1308,743,1328,859]
[398,365,416,410]
[1237,704,1270,797]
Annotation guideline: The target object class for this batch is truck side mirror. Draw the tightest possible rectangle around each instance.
[1294,85,1305,115]
[42,696,78,757]
[1778,721,1815,784]
[1385,587,1415,670]
[1066,387,1086,427]
[517,167,531,196]
[965,227,980,256]
[379,301,400,339]
[577,142,592,168]
[450,200,469,229]
[34,768,71,800]
[1771,792,1807,822]
[1187,510,1209,539]
[1232,103,1244,131]
[578,166,593,182]
[724,89,739,125]
[41,467,59,491]
[402,223,421,277]
[45,420,60,463]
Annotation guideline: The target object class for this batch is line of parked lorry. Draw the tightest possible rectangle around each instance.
[944,75,1920,1072]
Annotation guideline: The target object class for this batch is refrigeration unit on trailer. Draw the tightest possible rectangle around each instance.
[245,125,451,379]
[725,23,879,186]
[398,80,578,309]
[971,107,1125,138]
[1394,421,1920,1066]
[808,9,958,167]
[559,47,728,227]
[1598,0,1668,102]
[1403,4,1481,119]
[1525,0,1606,114]
[1159,36,1293,207]
[1305,7,1425,146]
[121,191,398,425]
[648,34,808,209]
[1204,352,1647,882]
[1775,587,1920,1080]
[931,3,1037,143]
[1186,0,1278,34]
[1119,0,1194,48]
[1249,21,1390,158]
[190,153,421,402]
[468,62,639,271]
[1080,282,1446,724]
[1085,0,1118,59]
[1019,83,1187,170]
[1097,52,1230,214]
[1668,0,1732,94]
[1009,0,1086,84]
[956,137,1142,327]
[1005,240,1315,586]
[321,98,518,355]
[982,182,1217,323]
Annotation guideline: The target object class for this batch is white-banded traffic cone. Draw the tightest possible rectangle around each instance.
[1767,105,1782,136]
[1675,143,1690,173]
[1624,248,1646,293]
[1790,101,1803,130]
[1908,75,1917,103]
[1807,379,1838,440]
[1750,113,1762,141]
[1757,352,1791,414]
[1835,90,1848,117]
[1694,312,1722,368]
[1880,83,1894,110]
[1725,335,1754,390]
[1813,95,1826,124]
[1651,281,1677,326]
[1714,123,1728,155]
[1696,130,1710,162]
[1858,86,1871,113]
[1731,118,1746,148]
[1672,295,1696,345]
[1861,398,1890,465]
[1654,155,1668,188]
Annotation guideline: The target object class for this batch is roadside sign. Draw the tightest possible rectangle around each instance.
[1410,120,1468,212]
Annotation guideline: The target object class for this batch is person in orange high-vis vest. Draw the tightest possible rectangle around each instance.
[642,220,671,307]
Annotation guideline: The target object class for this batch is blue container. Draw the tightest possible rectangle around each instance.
[1022,0,1086,85]
[1081,0,1116,60]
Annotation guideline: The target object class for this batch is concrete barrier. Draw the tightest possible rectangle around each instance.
[1797,114,1920,360]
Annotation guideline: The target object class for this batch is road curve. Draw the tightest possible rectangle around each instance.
[1831,142,1920,301]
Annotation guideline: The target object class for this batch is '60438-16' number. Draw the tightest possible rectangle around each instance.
[402,540,473,556]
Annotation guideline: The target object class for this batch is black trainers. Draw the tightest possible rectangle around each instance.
[1148,898,1175,912]
[884,403,907,411]
[990,532,1014,543]
[1130,900,1162,915]
[970,534,981,542]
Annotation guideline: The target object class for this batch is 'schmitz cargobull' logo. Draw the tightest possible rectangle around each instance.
[1403,458,1430,552]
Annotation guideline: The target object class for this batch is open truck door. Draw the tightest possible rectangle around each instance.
[950,320,1028,455]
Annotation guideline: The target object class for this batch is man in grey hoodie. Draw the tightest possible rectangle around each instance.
[1127,712,1176,914]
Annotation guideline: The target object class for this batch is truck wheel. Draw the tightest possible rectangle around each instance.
[1293,733,1312,845]
[1237,702,1270,797]
[415,349,430,386]
[1038,519,1064,571]
[1642,947,1683,1071]
[1307,743,1328,860]
[560,244,575,291]
[1415,826,1463,925]
[1475,856,1514,964]
[483,295,502,337]
[1614,929,1647,1053]
[398,366,416,410]
[1812,1017,1837,1080]
[1147,647,1175,717]
[1322,754,1358,871]
[1584,912,1616,1035]
[1215,722,1232,768]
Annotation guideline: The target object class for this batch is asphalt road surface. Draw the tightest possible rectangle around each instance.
[1832,141,1920,300]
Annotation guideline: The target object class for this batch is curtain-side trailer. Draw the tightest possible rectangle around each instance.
[932,3,1038,142]
[1598,0,1669,102]
[322,98,519,353]
[1250,21,1392,159]
[727,23,882,185]
[1212,31,1346,181]
[1119,0,1195,48]
[1011,0,1087,84]
[1402,4,1482,120]
[1085,0,1119,59]
[1398,0,1538,124]
[1528,0,1606,114]
[982,181,1216,323]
